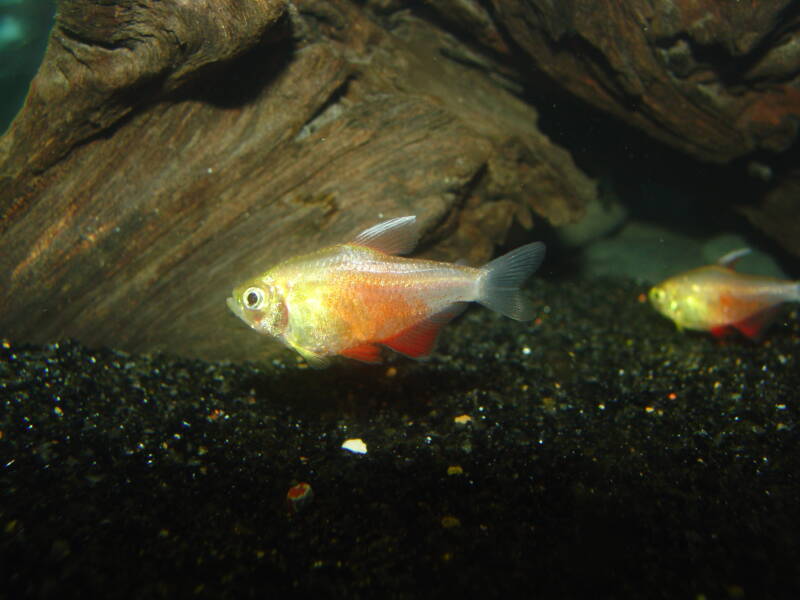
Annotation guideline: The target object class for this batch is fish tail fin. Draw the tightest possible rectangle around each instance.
[477,242,545,321]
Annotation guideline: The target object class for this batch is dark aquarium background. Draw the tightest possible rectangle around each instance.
[2,1,799,599]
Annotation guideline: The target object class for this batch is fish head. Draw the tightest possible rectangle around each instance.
[227,277,288,338]
[648,274,708,330]
[648,278,682,324]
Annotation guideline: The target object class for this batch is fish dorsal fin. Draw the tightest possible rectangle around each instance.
[380,303,468,359]
[717,248,751,269]
[351,216,419,255]
[340,343,383,364]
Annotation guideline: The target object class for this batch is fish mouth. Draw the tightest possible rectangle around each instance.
[227,296,267,332]
[226,297,250,326]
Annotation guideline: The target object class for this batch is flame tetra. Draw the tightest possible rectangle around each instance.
[227,216,545,367]
[649,248,799,340]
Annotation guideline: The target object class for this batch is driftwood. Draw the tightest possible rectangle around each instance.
[476,0,800,254]
[485,1,800,163]
[1,0,798,361]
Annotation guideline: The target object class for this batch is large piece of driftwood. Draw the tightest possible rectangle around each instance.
[0,0,594,361]
[423,0,800,256]
[485,0,800,164]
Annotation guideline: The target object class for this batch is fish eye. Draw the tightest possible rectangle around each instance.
[243,287,265,310]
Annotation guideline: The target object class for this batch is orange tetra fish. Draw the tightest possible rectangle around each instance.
[648,248,800,340]
[227,216,545,367]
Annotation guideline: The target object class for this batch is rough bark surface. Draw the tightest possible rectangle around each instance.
[486,0,800,164]
[0,0,594,361]
[421,1,800,255]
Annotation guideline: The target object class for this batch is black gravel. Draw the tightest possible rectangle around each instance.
[2,277,799,599]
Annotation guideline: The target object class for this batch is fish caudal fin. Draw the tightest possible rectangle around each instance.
[477,242,545,321]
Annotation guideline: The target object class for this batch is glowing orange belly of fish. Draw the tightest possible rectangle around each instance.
[227,216,545,367]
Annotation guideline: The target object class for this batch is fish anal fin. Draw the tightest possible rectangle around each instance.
[351,216,418,255]
[340,343,383,364]
[381,303,468,359]
[710,325,732,339]
[731,306,783,341]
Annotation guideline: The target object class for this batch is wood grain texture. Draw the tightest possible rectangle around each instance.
[487,0,800,163]
[420,0,800,256]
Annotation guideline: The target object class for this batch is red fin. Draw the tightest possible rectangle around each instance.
[731,306,783,341]
[380,303,467,359]
[340,344,383,363]
[710,325,732,339]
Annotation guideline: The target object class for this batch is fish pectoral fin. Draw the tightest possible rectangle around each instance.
[381,303,467,359]
[292,344,332,369]
[717,247,751,270]
[340,343,383,364]
[731,306,783,341]
[351,216,419,255]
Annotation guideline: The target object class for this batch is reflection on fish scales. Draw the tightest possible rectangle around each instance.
[648,248,800,340]
[227,216,545,367]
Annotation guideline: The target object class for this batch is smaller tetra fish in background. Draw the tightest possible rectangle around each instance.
[227,215,545,367]
[648,248,800,340]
